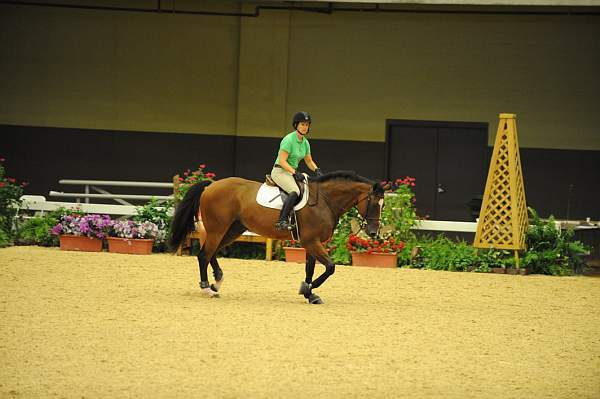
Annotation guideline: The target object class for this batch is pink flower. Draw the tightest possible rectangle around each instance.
[199,164,206,169]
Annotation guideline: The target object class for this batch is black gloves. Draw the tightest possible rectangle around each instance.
[293,172,306,182]
[315,168,324,177]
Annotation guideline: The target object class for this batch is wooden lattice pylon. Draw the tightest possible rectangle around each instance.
[474,113,528,264]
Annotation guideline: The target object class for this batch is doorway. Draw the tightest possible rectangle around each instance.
[385,120,488,221]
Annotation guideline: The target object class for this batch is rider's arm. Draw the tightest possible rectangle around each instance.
[304,153,319,172]
[278,150,297,174]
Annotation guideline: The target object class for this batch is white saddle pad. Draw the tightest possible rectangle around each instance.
[256,178,309,210]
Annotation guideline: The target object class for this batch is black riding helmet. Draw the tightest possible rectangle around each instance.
[292,111,311,130]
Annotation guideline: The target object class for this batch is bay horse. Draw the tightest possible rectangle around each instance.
[170,171,385,304]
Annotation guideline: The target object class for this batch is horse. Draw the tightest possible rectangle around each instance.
[169,170,385,304]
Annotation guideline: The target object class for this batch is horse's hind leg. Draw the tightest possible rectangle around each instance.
[197,249,219,297]
[197,221,247,295]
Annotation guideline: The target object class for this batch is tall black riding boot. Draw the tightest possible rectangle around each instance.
[274,192,299,231]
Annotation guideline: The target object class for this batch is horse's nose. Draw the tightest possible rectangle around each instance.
[368,231,378,238]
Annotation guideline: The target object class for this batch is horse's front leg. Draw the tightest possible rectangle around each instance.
[299,242,333,304]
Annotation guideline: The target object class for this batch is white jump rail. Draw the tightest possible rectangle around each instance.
[52,179,174,205]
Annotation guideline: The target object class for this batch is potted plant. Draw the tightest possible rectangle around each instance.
[174,164,217,201]
[347,234,404,268]
[282,239,306,263]
[51,213,111,252]
[107,220,159,255]
[0,157,28,247]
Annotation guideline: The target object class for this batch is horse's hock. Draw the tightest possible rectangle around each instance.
[173,175,277,260]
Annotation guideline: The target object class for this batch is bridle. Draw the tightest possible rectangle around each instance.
[312,183,384,235]
[353,189,384,235]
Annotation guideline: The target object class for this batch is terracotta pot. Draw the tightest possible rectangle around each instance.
[59,235,103,252]
[283,247,306,263]
[491,267,506,274]
[107,237,154,255]
[351,251,397,268]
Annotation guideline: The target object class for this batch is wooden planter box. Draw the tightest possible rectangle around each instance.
[59,235,103,252]
[107,237,154,255]
[351,251,397,268]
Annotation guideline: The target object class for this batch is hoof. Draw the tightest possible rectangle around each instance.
[308,293,323,304]
[298,281,312,298]
[200,287,220,298]
[211,277,224,292]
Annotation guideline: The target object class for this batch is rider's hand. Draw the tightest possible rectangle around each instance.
[293,171,306,182]
[315,168,324,177]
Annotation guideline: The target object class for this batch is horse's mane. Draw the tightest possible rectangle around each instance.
[308,170,382,192]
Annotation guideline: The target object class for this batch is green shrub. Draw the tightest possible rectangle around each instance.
[475,249,515,273]
[18,216,58,246]
[381,177,418,243]
[413,235,477,272]
[0,228,10,247]
[327,208,357,265]
[133,197,172,252]
[16,207,74,246]
[523,208,590,275]
[0,158,27,243]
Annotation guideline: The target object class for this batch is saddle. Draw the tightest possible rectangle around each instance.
[258,173,309,210]
[257,174,310,241]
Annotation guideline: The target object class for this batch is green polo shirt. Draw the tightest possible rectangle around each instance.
[275,131,311,170]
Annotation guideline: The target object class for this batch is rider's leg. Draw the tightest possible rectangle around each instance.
[274,192,298,230]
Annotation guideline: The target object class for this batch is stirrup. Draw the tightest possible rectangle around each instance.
[274,220,291,231]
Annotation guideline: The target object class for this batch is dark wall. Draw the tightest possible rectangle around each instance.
[2,124,598,220]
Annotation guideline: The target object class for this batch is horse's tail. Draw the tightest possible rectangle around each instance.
[169,180,213,251]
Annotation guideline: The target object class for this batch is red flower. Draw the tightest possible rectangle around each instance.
[7,177,16,183]
[199,164,206,169]
[0,182,5,188]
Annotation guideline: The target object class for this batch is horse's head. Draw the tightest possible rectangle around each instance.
[357,182,386,238]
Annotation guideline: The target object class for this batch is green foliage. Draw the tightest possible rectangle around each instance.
[16,207,73,246]
[413,235,478,272]
[475,249,515,272]
[133,197,172,251]
[218,242,265,260]
[328,208,358,265]
[381,177,418,243]
[522,207,590,275]
[0,227,10,247]
[18,216,59,246]
[0,159,27,242]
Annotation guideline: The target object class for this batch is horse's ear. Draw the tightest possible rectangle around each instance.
[373,182,385,194]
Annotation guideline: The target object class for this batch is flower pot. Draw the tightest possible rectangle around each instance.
[351,251,397,268]
[506,268,520,275]
[283,247,306,263]
[59,235,103,252]
[107,237,154,255]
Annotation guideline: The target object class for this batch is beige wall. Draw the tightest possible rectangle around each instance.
[0,1,241,135]
[1,1,599,149]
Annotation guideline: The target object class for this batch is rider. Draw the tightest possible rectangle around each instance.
[271,111,323,231]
